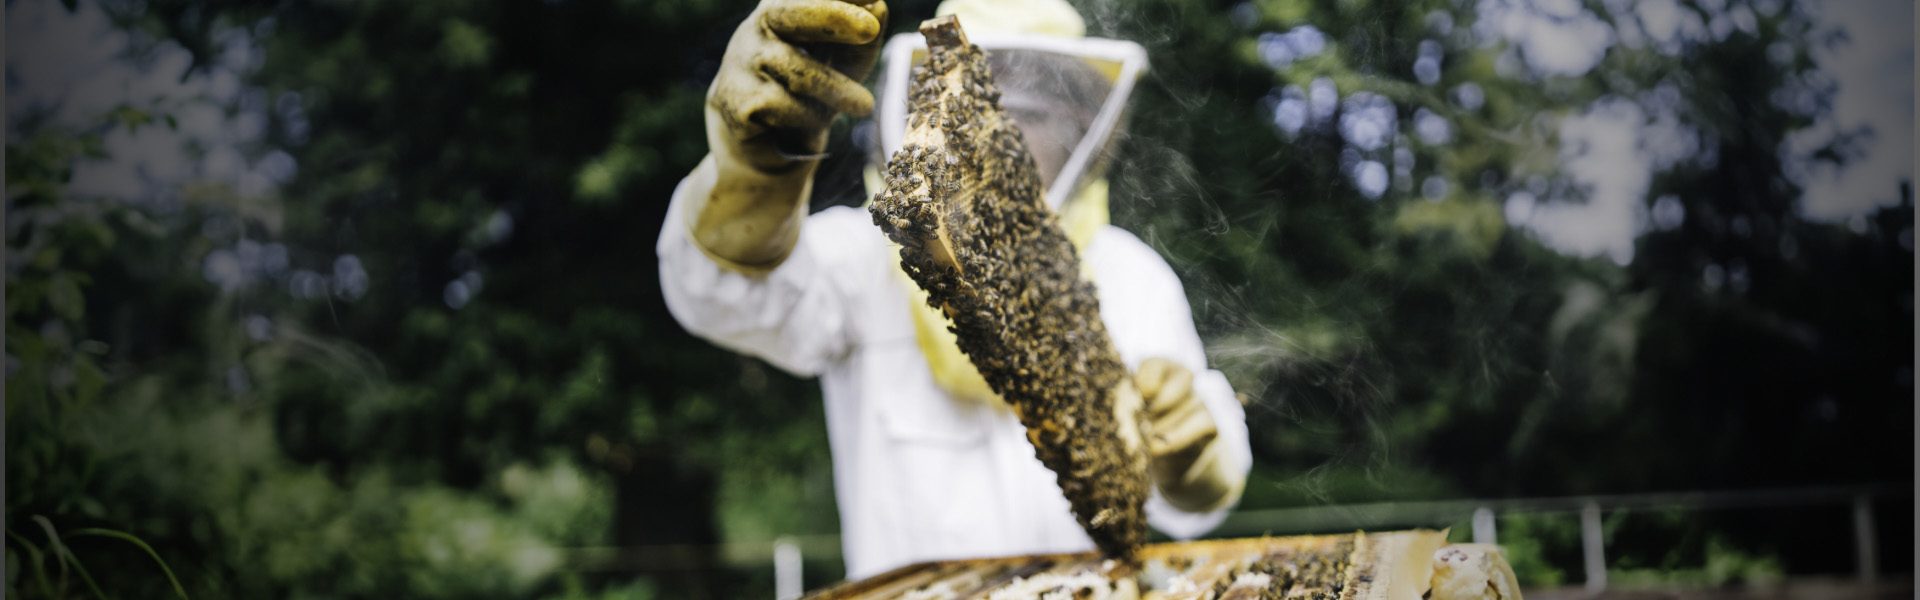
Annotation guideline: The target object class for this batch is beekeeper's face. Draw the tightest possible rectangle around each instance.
[989,50,1112,194]
[1002,102,1073,191]
[865,45,1122,206]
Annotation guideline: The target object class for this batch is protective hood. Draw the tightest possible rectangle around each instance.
[866,10,1147,209]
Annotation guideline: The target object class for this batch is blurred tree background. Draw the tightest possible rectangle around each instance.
[6,0,1911,597]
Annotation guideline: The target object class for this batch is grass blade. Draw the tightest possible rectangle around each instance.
[71,528,190,599]
[32,515,109,600]
[8,529,56,598]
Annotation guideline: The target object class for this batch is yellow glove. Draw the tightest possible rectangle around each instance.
[1132,358,1244,513]
[688,0,889,273]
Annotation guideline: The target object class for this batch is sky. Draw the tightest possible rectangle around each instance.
[1792,0,1915,220]
[7,0,1914,269]
[1498,0,1915,264]
[7,0,325,301]
[7,0,283,200]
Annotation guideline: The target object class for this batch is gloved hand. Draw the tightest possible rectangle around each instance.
[1430,544,1522,600]
[689,0,889,273]
[1132,358,1244,513]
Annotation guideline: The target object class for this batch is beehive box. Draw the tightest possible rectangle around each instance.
[803,530,1453,600]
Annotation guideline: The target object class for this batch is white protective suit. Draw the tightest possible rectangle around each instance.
[657,161,1253,578]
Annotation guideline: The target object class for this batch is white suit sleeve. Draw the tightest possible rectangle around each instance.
[655,166,858,377]
[1090,228,1253,540]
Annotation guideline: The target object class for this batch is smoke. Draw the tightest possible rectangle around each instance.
[1058,0,1413,499]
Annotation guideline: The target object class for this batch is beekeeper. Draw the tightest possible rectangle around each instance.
[657,0,1252,578]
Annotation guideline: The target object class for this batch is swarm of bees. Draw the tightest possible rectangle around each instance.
[868,15,1149,561]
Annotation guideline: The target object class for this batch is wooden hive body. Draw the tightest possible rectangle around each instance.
[803,531,1453,600]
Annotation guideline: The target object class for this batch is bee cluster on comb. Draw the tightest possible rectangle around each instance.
[867,15,1149,561]
[803,531,1475,600]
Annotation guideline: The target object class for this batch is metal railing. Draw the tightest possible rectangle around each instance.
[562,483,1911,598]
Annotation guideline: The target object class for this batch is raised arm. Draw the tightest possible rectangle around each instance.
[658,0,888,375]
[658,170,876,377]
[684,0,887,272]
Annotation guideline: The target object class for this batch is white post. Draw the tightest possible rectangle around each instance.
[1471,507,1498,545]
[1853,495,1878,584]
[774,537,803,600]
[1580,501,1606,596]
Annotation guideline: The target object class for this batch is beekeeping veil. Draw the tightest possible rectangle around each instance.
[864,0,1149,406]
[864,0,1147,214]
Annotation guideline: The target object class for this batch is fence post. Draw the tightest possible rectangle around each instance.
[1580,501,1606,596]
[1472,506,1497,545]
[774,537,803,600]
[1853,495,1878,585]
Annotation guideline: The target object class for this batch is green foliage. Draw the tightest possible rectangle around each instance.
[1482,509,1800,590]
[1094,0,1909,584]
[2,82,654,600]
[10,1,829,597]
[1611,536,1787,588]
[1489,514,1575,588]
